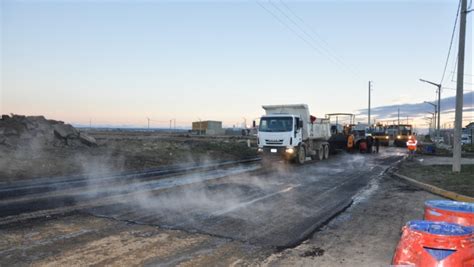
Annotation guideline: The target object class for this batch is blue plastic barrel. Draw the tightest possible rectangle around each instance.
[425,200,474,213]
[423,144,435,153]
[424,200,474,227]
[407,220,472,236]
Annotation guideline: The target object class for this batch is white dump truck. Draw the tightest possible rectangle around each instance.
[256,104,331,164]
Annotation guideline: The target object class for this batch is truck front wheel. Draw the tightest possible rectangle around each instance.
[296,146,306,164]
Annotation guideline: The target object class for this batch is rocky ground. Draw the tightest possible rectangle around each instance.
[0,115,255,181]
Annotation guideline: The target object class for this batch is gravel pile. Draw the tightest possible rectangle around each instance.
[0,114,97,148]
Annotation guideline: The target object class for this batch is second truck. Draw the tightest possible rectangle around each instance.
[256,104,331,164]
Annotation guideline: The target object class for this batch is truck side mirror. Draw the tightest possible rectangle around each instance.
[298,120,303,129]
[252,120,256,128]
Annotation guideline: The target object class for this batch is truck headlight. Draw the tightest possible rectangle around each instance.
[257,148,263,152]
[385,136,389,139]
[397,135,401,139]
[285,148,295,154]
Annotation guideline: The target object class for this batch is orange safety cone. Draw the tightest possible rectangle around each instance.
[392,220,474,266]
[424,200,474,227]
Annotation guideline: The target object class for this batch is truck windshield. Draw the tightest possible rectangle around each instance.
[399,126,412,135]
[259,117,293,132]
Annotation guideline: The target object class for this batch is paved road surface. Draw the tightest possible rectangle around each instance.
[88,149,404,247]
[0,148,407,266]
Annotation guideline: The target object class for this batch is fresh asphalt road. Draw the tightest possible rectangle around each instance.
[88,148,405,248]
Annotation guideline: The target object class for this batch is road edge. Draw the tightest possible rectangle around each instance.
[390,172,474,203]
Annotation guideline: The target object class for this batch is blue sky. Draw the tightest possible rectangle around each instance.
[1,0,472,128]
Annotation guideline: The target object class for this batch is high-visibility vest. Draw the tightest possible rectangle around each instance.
[407,139,417,151]
[347,135,354,148]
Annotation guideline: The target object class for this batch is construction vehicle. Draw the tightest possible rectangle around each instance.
[325,113,369,152]
[325,113,355,152]
[256,104,331,164]
[391,124,413,147]
[350,122,370,149]
[371,123,390,146]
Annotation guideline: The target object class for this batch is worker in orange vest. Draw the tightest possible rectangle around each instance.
[406,135,418,158]
[347,134,354,153]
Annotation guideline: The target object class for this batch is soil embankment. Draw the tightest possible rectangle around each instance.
[0,115,256,181]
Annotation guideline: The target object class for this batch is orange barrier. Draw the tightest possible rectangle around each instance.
[424,200,474,227]
[392,220,474,266]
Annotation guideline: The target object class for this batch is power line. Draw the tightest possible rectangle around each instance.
[254,0,361,79]
[270,0,360,78]
[277,0,331,48]
[440,0,462,85]
[254,1,326,58]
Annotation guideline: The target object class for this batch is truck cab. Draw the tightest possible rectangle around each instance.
[394,124,413,147]
[256,104,331,164]
[257,115,303,160]
[371,124,390,146]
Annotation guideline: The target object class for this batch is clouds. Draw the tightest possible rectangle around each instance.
[358,91,474,121]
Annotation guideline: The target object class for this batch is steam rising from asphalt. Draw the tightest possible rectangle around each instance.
[85,151,374,228]
[2,131,381,232]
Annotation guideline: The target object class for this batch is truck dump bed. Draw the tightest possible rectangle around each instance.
[262,104,330,141]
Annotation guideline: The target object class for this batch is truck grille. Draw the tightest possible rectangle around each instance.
[265,139,284,145]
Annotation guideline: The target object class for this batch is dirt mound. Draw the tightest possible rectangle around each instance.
[0,114,97,148]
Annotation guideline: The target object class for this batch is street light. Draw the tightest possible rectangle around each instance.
[426,112,435,136]
[420,79,441,141]
[423,101,437,135]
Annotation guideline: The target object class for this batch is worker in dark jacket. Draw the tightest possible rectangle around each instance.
[375,137,380,153]
[366,135,374,154]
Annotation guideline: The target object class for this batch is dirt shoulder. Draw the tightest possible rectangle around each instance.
[0,212,269,266]
[397,159,474,197]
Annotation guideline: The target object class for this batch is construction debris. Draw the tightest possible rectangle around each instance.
[0,114,97,148]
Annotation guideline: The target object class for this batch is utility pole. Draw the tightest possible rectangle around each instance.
[424,101,437,135]
[437,87,441,137]
[420,79,442,141]
[453,0,467,173]
[368,81,372,126]
[147,117,150,129]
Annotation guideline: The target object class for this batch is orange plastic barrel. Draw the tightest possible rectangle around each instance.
[424,200,474,227]
[392,220,474,266]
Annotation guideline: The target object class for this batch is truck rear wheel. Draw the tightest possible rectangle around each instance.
[316,147,323,161]
[296,146,306,164]
[323,145,329,159]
